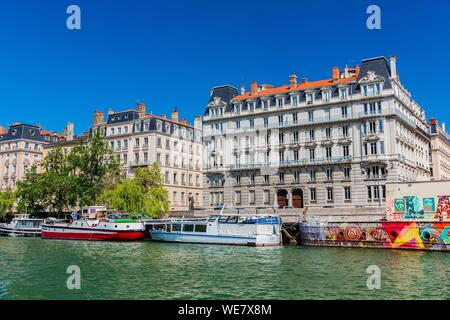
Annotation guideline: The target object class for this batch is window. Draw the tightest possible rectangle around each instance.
[326,168,333,181]
[342,125,349,137]
[378,119,384,133]
[293,113,298,124]
[194,225,207,233]
[363,143,368,156]
[322,90,331,102]
[370,142,378,155]
[306,93,314,104]
[276,98,283,108]
[264,190,271,204]
[382,185,386,199]
[291,96,298,107]
[249,119,254,129]
[293,131,299,142]
[369,121,376,134]
[250,173,255,185]
[367,186,372,200]
[294,150,299,161]
[264,117,269,128]
[308,110,314,122]
[325,147,332,159]
[344,187,351,201]
[235,191,241,205]
[310,188,316,202]
[236,121,240,129]
[249,190,256,205]
[264,175,269,184]
[343,145,349,157]
[309,169,316,182]
[309,129,315,141]
[309,148,315,161]
[325,127,332,139]
[339,88,348,100]
[279,132,284,144]
[326,187,333,201]
[235,175,241,186]
[294,170,300,183]
[374,185,380,199]
[278,172,285,183]
[341,106,348,118]
[343,167,351,180]
[279,151,285,163]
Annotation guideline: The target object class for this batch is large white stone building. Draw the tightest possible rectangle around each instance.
[202,56,431,210]
[91,103,203,211]
[428,118,450,180]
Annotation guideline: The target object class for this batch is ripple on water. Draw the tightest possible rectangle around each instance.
[0,238,449,300]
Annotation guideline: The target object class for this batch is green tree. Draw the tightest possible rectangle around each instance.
[0,189,16,218]
[101,163,169,217]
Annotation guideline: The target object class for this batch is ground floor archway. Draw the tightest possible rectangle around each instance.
[277,189,288,208]
[292,189,304,208]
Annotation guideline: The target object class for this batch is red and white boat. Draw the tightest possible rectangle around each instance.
[41,206,146,241]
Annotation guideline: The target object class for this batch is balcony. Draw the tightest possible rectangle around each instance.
[362,132,382,141]
[130,160,149,167]
[337,135,352,144]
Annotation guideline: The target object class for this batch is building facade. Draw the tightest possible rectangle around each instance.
[0,123,65,190]
[428,118,450,180]
[42,122,89,161]
[203,56,431,210]
[91,103,203,211]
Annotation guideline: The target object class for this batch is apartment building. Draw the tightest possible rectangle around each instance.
[0,123,65,190]
[428,118,450,180]
[203,56,431,209]
[91,103,203,211]
[42,122,89,160]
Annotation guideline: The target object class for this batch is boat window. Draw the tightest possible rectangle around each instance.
[207,216,219,222]
[218,216,229,223]
[227,216,238,224]
[182,224,194,232]
[194,225,207,233]
[171,224,182,232]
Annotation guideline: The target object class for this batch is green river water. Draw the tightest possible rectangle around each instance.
[0,237,448,300]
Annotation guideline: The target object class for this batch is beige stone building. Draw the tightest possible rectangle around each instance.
[91,103,203,211]
[428,118,450,180]
[0,123,65,190]
[42,122,89,161]
[203,56,431,210]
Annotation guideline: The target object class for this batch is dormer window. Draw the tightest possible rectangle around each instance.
[339,87,349,100]
[276,97,284,108]
[291,95,299,107]
[235,104,241,115]
[306,92,314,104]
[363,83,382,96]
[322,90,331,102]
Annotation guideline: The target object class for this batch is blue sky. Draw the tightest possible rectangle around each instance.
[0,0,449,134]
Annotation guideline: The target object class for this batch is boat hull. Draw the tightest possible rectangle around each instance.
[299,220,450,251]
[42,230,145,241]
[149,230,280,246]
[0,227,41,237]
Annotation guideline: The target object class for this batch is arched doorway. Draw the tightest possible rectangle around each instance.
[277,189,288,208]
[292,189,304,208]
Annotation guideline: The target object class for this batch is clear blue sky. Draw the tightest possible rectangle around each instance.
[0,0,449,134]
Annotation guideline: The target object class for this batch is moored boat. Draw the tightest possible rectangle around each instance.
[147,214,281,246]
[0,214,43,237]
[41,206,146,241]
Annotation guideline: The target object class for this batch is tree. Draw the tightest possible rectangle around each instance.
[15,131,120,214]
[101,164,169,217]
[0,189,16,219]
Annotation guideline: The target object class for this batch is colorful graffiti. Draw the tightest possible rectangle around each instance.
[300,221,450,251]
[386,195,450,220]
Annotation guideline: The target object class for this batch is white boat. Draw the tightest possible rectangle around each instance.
[148,214,282,246]
[0,214,43,237]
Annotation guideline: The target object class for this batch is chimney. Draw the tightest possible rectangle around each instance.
[108,109,114,116]
[0,125,4,132]
[390,55,397,79]
[344,67,349,78]
[172,109,179,122]
[162,114,166,119]
[301,77,308,84]
[332,67,339,80]
[181,118,187,125]
[443,122,446,133]
[355,64,360,76]
[289,74,297,88]
[250,81,257,94]
[194,116,202,129]
[137,103,146,118]
[240,84,246,95]
[64,127,67,137]
[66,121,74,141]
[429,118,438,125]
[94,111,105,126]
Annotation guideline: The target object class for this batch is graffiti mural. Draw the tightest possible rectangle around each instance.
[436,196,450,219]
[299,221,450,251]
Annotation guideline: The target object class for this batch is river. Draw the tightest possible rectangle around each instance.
[0,237,448,299]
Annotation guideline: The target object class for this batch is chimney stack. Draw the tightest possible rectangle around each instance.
[66,121,74,141]
[93,111,105,126]
[301,77,308,84]
[137,103,146,118]
[172,109,179,122]
[181,118,187,125]
[240,84,246,95]
[194,116,202,129]
[108,109,114,116]
[162,114,166,119]
[289,74,297,88]
[344,67,349,78]
[390,55,397,79]
[0,125,5,132]
[250,81,257,94]
[443,122,446,133]
[355,64,360,76]
[332,67,340,80]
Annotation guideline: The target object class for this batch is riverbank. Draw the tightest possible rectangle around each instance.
[0,237,448,300]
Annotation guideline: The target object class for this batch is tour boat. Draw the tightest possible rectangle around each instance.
[0,214,43,237]
[41,206,146,241]
[147,214,282,246]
